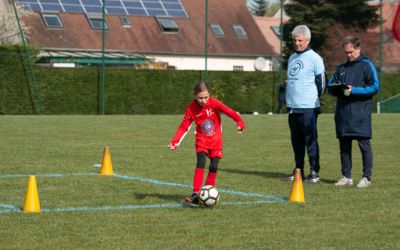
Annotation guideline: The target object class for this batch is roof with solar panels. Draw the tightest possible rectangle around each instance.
[17,0,188,18]
[14,0,275,63]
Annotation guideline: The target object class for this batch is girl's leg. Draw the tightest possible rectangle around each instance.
[205,157,220,186]
[192,152,207,193]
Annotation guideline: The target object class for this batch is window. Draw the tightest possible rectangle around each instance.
[271,26,281,38]
[86,13,108,30]
[233,65,244,71]
[120,16,131,28]
[232,25,247,38]
[210,24,224,36]
[41,13,64,28]
[89,19,108,30]
[156,17,179,32]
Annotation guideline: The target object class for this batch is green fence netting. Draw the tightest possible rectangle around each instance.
[379,94,400,113]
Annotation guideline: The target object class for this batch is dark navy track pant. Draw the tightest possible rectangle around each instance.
[288,112,320,174]
[339,137,373,181]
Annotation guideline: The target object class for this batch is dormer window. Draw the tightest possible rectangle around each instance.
[232,25,247,38]
[120,16,131,28]
[41,13,64,28]
[156,17,179,32]
[271,26,281,38]
[210,24,224,36]
[86,13,108,30]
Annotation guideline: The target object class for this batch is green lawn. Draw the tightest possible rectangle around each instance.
[0,114,399,249]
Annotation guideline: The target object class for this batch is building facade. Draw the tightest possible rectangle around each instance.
[11,0,276,71]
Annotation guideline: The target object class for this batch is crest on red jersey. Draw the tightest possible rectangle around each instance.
[201,119,215,136]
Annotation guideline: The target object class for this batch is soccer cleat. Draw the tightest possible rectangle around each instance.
[334,176,353,186]
[356,177,371,188]
[183,193,199,205]
[304,173,320,183]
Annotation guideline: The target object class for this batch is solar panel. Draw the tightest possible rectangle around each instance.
[17,0,188,18]
[63,5,85,13]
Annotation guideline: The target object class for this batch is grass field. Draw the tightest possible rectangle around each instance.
[0,114,399,249]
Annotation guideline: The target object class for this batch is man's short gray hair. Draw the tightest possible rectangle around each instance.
[292,25,311,40]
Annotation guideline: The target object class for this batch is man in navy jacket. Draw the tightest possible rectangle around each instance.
[328,36,380,188]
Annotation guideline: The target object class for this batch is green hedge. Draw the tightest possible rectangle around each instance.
[1,45,399,115]
[0,46,36,114]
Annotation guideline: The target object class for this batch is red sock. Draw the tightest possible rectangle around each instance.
[193,168,204,193]
[205,171,218,186]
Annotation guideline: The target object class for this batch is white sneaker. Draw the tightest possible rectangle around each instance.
[356,177,371,188]
[334,176,353,186]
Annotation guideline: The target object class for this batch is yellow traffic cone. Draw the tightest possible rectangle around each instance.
[100,146,113,175]
[289,168,305,203]
[23,176,41,213]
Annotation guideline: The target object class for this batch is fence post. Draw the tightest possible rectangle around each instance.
[377,102,381,114]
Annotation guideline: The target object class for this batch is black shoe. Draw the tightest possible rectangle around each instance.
[183,193,199,205]
[304,173,320,183]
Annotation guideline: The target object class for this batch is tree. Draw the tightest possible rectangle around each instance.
[282,0,379,65]
[249,0,269,16]
[332,0,380,30]
[266,2,280,17]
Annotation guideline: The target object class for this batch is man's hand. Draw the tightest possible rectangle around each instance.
[344,85,352,96]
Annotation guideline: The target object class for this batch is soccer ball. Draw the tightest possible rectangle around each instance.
[199,185,220,207]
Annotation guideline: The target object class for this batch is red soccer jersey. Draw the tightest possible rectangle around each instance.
[170,97,245,150]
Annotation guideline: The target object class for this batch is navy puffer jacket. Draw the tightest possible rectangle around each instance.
[328,55,380,139]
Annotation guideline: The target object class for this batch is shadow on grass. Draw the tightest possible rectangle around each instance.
[222,168,338,184]
[133,192,183,202]
[221,168,288,179]
[320,178,337,184]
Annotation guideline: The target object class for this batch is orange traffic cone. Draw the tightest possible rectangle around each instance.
[289,168,305,203]
[100,146,113,175]
[23,176,41,213]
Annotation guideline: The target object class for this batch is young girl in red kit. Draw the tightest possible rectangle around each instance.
[168,81,246,205]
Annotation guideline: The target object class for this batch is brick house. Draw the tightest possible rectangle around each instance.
[5,0,277,71]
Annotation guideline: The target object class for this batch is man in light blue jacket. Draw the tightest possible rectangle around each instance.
[286,25,326,183]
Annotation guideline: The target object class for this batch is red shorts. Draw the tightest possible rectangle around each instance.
[196,147,223,159]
